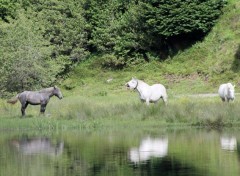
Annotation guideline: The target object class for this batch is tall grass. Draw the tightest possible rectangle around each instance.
[1,93,240,130]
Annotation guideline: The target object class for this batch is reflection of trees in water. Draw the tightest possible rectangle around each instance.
[236,139,240,161]
[11,137,64,156]
[131,157,200,176]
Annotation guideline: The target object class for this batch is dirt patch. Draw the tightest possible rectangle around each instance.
[164,73,208,84]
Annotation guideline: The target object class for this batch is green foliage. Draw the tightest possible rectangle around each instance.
[0,0,230,94]
[27,0,89,73]
[62,79,77,90]
[0,11,61,95]
[0,0,18,21]
[0,0,90,95]
[143,0,226,37]
[85,0,225,67]
[100,54,126,70]
[84,0,126,52]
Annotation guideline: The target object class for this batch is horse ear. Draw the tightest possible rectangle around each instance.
[54,85,57,89]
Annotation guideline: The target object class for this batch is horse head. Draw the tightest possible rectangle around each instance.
[53,86,63,99]
[227,83,235,100]
[126,78,138,90]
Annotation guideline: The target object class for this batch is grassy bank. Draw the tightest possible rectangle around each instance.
[1,92,240,130]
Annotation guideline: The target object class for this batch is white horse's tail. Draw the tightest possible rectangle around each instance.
[7,94,19,104]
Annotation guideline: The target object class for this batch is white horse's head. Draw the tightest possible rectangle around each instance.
[227,83,235,99]
[125,78,138,90]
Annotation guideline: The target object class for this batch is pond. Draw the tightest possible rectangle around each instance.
[0,128,239,176]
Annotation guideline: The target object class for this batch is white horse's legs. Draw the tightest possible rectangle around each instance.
[146,99,150,106]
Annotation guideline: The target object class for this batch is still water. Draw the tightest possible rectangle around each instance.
[0,128,240,176]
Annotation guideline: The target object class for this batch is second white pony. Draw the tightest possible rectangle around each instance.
[218,83,235,102]
[126,78,167,105]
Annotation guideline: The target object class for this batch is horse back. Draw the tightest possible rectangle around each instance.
[150,84,167,98]
[20,91,45,105]
[151,84,166,92]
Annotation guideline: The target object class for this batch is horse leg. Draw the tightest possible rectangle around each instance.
[224,97,228,102]
[21,102,28,117]
[40,104,47,115]
[21,105,25,116]
[221,98,225,102]
[146,99,150,106]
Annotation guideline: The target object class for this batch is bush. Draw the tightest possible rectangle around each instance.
[101,55,126,70]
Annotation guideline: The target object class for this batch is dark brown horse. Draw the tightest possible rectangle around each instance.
[7,86,63,116]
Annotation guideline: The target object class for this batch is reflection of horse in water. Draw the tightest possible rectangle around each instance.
[11,138,64,156]
[129,137,168,163]
[220,136,237,151]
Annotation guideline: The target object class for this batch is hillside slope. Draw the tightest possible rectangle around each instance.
[64,0,240,96]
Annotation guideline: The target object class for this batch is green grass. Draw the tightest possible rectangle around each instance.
[1,93,240,130]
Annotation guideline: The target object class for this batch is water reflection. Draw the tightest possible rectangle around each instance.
[1,129,240,176]
[11,138,64,156]
[220,136,237,151]
[129,137,168,163]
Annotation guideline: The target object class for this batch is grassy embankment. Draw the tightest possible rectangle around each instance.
[0,0,240,130]
[1,93,240,130]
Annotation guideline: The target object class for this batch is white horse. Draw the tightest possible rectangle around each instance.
[218,83,235,102]
[126,78,167,105]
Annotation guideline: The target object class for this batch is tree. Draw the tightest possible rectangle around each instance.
[0,0,18,22]
[0,11,61,95]
[142,0,225,36]
[28,0,89,74]
[84,0,226,66]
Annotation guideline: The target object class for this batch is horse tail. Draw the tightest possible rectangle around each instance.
[7,94,19,104]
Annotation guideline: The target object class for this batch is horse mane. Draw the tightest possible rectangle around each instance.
[137,79,149,87]
[38,87,54,93]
